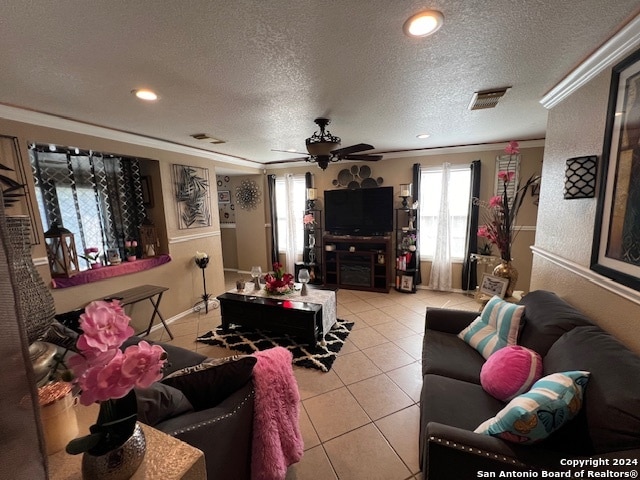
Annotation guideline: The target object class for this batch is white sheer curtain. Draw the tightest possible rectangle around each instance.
[284,174,298,275]
[429,162,452,291]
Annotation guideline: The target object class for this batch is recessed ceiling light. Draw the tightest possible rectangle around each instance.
[403,10,444,37]
[132,89,158,101]
[416,133,431,139]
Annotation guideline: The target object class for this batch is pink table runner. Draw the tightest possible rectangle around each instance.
[52,254,172,289]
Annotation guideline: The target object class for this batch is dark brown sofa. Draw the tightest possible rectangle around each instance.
[419,290,640,479]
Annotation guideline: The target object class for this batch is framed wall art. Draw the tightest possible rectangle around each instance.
[591,48,640,291]
[173,164,211,229]
[218,190,231,204]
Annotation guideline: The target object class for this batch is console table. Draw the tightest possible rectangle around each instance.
[101,284,173,339]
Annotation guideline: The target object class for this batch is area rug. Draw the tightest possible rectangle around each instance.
[195,319,354,372]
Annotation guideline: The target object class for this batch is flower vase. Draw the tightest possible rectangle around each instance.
[91,262,102,270]
[127,255,136,262]
[81,423,146,480]
[493,260,518,298]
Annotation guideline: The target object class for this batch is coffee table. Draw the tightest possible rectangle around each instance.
[217,286,336,345]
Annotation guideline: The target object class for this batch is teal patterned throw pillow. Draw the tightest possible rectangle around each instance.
[458,296,524,359]
[474,371,590,444]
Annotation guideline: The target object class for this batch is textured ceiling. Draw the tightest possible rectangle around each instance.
[0,1,639,170]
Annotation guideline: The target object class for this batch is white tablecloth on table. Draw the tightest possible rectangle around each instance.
[227,285,337,337]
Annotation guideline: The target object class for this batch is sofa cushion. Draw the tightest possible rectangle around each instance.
[135,383,194,426]
[475,371,590,444]
[422,330,485,383]
[421,374,506,431]
[162,355,257,411]
[481,345,543,402]
[544,326,640,454]
[458,296,524,359]
[518,291,593,356]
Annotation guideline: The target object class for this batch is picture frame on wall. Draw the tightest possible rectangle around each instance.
[218,190,231,204]
[173,164,211,230]
[591,47,640,291]
[400,275,414,292]
[479,274,509,298]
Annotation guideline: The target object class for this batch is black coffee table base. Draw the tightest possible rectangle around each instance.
[217,292,323,345]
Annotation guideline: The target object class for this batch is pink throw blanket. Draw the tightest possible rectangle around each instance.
[251,347,304,480]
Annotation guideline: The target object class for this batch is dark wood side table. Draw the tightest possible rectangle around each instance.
[103,284,173,339]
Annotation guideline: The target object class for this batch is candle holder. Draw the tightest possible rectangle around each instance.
[399,183,412,208]
[306,187,317,210]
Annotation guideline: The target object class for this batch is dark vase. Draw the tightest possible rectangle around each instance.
[6,215,55,343]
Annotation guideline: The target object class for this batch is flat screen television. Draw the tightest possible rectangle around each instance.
[324,186,394,235]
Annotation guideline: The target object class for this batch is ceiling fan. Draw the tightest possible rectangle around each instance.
[275,118,383,170]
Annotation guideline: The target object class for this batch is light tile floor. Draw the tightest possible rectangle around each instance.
[148,273,480,480]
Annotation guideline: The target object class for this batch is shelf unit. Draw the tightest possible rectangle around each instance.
[298,208,322,284]
[322,234,391,293]
[395,207,419,293]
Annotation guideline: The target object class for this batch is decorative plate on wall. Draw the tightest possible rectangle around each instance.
[236,180,261,210]
[332,164,384,189]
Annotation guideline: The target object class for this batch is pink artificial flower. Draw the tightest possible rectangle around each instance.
[76,300,134,353]
[121,341,167,388]
[125,240,132,248]
[498,171,515,183]
[477,226,490,238]
[75,350,132,405]
[489,195,502,208]
[303,213,315,225]
[504,141,520,155]
[132,240,138,247]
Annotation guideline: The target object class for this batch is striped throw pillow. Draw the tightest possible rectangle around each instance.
[458,296,524,359]
[474,371,590,444]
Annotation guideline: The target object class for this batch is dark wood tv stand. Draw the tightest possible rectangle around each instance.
[322,234,392,293]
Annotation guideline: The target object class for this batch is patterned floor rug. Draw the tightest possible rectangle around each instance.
[195,319,354,372]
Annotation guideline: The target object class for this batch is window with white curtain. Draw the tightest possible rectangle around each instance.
[419,166,471,260]
[274,175,306,253]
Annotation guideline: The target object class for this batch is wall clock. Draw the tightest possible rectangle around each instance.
[236,180,261,210]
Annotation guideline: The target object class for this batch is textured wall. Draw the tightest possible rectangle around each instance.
[532,66,640,353]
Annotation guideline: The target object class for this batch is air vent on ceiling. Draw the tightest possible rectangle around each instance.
[190,133,225,144]
[468,87,511,110]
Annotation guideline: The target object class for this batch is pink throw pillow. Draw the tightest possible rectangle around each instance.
[480,345,543,402]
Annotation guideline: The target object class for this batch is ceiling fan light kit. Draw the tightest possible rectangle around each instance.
[304,118,383,170]
[403,10,444,38]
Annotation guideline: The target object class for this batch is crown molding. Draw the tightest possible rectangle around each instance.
[0,104,261,170]
[540,14,640,109]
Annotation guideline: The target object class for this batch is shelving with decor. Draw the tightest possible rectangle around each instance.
[296,208,323,285]
[322,234,391,293]
[395,207,419,293]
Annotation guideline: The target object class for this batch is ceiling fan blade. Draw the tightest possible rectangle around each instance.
[343,154,383,161]
[330,143,374,157]
[271,149,308,155]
